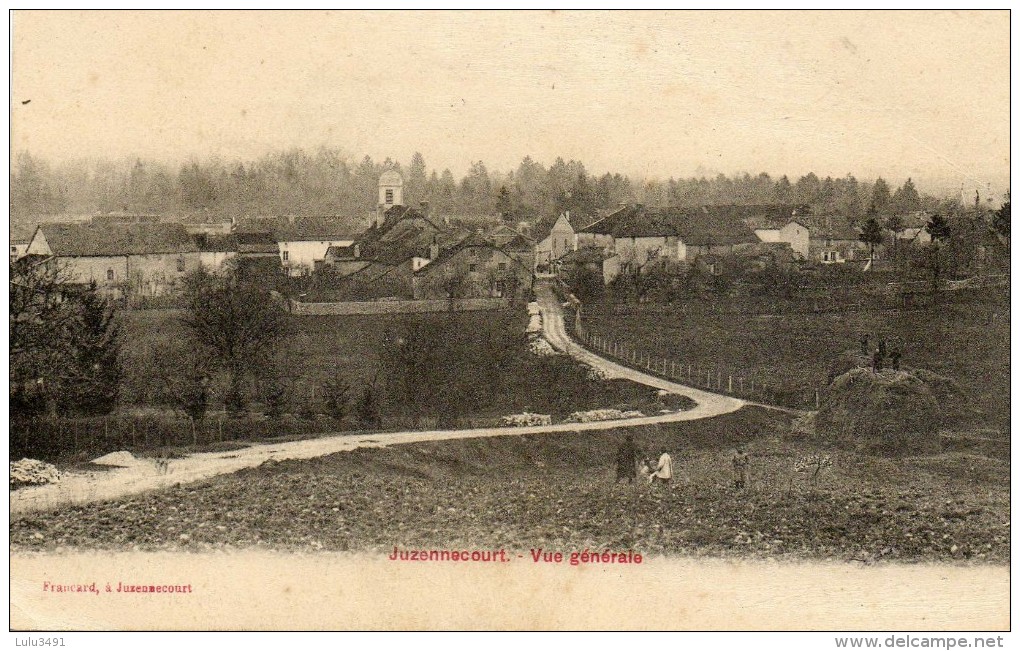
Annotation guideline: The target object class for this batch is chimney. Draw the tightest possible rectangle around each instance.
[353,243,360,259]
[420,201,431,218]
[287,214,296,226]
[429,236,440,260]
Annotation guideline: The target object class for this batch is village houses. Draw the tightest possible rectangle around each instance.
[24,222,236,298]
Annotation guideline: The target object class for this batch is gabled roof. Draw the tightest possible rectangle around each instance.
[34,222,200,257]
[10,222,36,244]
[532,213,581,242]
[413,233,529,276]
[325,244,359,260]
[799,214,859,241]
[579,205,758,246]
[234,216,356,242]
[193,234,239,253]
[358,206,467,265]
[499,233,536,252]
[234,231,279,254]
[485,223,535,248]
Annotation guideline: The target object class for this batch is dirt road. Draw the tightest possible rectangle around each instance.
[11,283,743,515]
[534,281,744,418]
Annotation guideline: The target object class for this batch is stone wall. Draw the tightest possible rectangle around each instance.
[289,297,510,315]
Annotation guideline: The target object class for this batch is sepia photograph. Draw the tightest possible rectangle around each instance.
[7,9,1011,637]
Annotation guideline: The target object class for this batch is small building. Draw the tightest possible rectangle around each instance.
[799,214,864,264]
[412,233,533,300]
[534,212,577,267]
[24,222,228,298]
[235,216,355,276]
[577,204,759,271]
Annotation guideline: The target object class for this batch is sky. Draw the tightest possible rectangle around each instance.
[11,10,1011,192]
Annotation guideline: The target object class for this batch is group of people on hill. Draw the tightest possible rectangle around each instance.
[860,332,904,373]
[615,434,752,490]
[615,434,673,485]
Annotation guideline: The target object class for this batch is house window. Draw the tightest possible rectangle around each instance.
[385,189,394,203]
[498,262,507,271]
[10,246,16,254]
[282,251,289,261]
[177,257,186,272]
[823,252,830,262]
[469,264,478,272]
[107,269,115,281]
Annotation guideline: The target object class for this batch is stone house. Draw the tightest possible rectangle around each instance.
[534,212,577,267]
[24,222,233,298]
[412,234,533,300]
[799,214,865,263]
[577,205,760,273]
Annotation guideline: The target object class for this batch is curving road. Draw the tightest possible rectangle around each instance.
[534,281,744,419]
[11,281,744,515]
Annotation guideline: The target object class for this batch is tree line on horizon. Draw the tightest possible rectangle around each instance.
[11,149,962,232]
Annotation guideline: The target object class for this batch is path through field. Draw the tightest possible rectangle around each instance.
[11,281,743,515]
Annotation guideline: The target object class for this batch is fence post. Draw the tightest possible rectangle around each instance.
[751,379,755,396]
[671,361,676,377]
[762,383,767,402]
[815,388,820,409]
[717,370,722,390]
[739,377,744,394]
[728,375,733,393]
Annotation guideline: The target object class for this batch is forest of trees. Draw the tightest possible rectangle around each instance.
[11,148,962,232]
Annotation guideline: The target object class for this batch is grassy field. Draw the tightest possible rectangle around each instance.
[581,287,1010,427]
[10,407,1008,563]
[118,307,671,420]
[12,306,688,463]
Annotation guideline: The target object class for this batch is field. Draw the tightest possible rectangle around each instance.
[15,306,685,463]
[10,407,1008,563]
[581,287,1010,427]
[118,307,671,421]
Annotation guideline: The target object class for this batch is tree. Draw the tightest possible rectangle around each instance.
[496,185,513,222]
[892,178,921,214]
[10,260,122,417]
[406,152,427,204]
[321,376,353,422]
[871,177,892,214]
[180,266,287,414]
[61,283,122,415]
[924,214,952,290]
[859,217,884,266]
[774,175,793,203]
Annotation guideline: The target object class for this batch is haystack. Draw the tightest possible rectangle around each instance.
[815,367,941,454]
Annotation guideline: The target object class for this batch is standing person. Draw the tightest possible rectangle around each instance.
[872,348,884,373]
[878,337,888,360]
[650,450,673,485]
[860,333,870,356]
[615,434,639,483]
[732,445,750,489]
